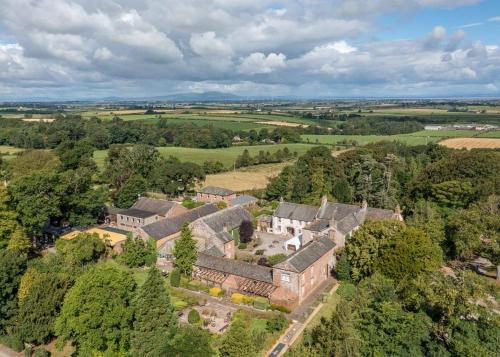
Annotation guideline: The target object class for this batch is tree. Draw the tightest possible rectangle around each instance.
[0,186,20,249]
[345,220,404,282]
[407,200,445,245]
[130,267,176,357]
[55,140,96,171]
[7,228,31,257]
[0,250,26,332]
[235,149,253,168]
[8,170,62,235]
[239,220,254,244]
[115,175,148,208]
[14,271,70,344]
[55,233,107,267]
[219,319,256,357]
[375,227,442,281]
[167,325,214,357]
[150,157,205,196]
[55,263,136,355]
[7,150,61,180]
[173,223,198,275]
[335,254,351,281]
[118,237,156,268]
[332,178,353,203]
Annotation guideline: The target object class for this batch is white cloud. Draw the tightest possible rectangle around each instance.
[488,16,500,22]
[239,52,286,74]
[0,0,497,98]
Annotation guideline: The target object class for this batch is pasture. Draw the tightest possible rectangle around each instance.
[93,143,319,169]
[302,133,440,146]
[0,145,24,160]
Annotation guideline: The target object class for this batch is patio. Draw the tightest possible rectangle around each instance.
[251,231,292,257]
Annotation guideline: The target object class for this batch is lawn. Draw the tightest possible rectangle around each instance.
[94,143,319,169]
[477,130,500,138]
[302,134,440,146]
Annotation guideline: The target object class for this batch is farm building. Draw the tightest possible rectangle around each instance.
[60,226,129,253]
[196,186,236,204]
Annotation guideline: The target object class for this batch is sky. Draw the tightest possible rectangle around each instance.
[0,0,499,100]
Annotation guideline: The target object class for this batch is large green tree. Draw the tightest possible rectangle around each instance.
[14,271,70,344]
[115,175,148,208]
[219,319,256,357]
[130,267,176,356]
[167,326,214,356]
[0,186,19,249]
[0,250,27,332]
[173,223,198,275]
[55,263,136,355]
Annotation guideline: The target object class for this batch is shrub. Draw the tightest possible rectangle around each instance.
[231,293,244,304]
[253,296,270,310]
[209,287,223,297]
[0,335,24,352]
[255,249,265,255]
[337,282,357,301]
[242,295,254,305]
[216,201,227,210]
[266,314,288,332]
[34,349,51,357]
[170,269,181,287]
[257,257,269,266]
[335,254,351,281]
[238,243,247,249]
[267,253,287,266]
[188,280,209,292]
[269,304,291,313]
[188,309,201,324]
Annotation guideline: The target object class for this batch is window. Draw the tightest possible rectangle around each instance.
[281,273,290,283]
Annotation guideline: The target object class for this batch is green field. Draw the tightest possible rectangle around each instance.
[93,143,319,168]
[302,134,440,146]
[301,129,500,146]
[0,145,24,160]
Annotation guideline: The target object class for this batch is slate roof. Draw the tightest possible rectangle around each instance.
[131,197,178,216]
[119,208,157,219]
[214,231,234,243]
[195,253,273,283]
[274,236,336,273]
[317,202,361,221]
[366,207,397,220]
[141,204,218,240]
[274,202,318,222]
[230,195,258,207]
[198,186,235,196]
[203,245,225,258]
[101,226,130,235]
[201,206,253,233]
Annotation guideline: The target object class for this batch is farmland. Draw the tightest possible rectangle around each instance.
[202,162,289,192]
[0,145,24,160]
[93,143,319,169]
[439,138,500,149]
[302,133,440,146]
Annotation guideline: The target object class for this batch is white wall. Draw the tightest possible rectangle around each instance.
[272,217,309,235]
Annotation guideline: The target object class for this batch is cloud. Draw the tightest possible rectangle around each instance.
[239,52,286,74]
[0,0,497,99]
[488,16,500,22]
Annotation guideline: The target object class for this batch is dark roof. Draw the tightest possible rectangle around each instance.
[366,207,397,220]
[204,246,225,258]
[141,204,218,240]
[305,219,330,232]
[195,253,273,283]
[215,231,234,243]
[274,202,318,221]
[198,186,235,196]
[131,197,178,216]
[201,206,253,233]
[119,208,157,219]
[317,202,361,221]
[105,206,125,215]
[230,195,258,207]
[101,226,130,235]
[274,236,335,273]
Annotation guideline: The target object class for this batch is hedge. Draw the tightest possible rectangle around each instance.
[269,304,291,314]
[170,269,181,287]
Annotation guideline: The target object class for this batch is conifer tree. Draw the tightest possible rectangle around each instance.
[130,267,176,357]
[173,223,197,275]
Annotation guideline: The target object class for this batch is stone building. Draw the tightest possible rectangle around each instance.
[196,186,236,204]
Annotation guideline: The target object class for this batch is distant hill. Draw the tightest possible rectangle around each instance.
[153,91,243,102]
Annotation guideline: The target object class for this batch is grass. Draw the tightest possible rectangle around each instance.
[0,145,24,160]
[302,134,440,146]
[477,130,500,138]
[291,290,340,349]
[94,143,318,168]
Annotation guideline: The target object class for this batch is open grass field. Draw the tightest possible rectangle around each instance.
[439,138,500,149]
[93,143,319,169]
[406,130,480,137]
[302,133,440,146]
[477,130,500,138]
[0,145,24,160]
[203,162,289,192]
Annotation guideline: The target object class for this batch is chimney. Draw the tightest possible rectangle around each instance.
[223,224,228,232]
[361,199,368,210]
[394,204,401,218]
[321,195,328,208]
